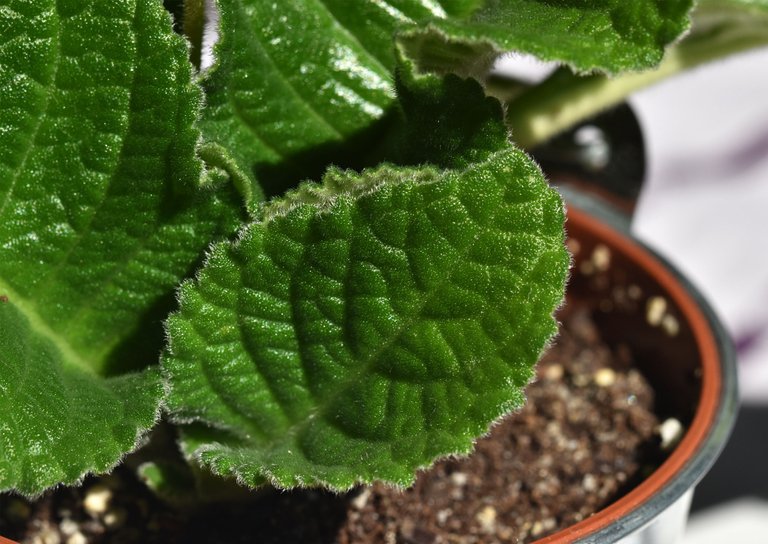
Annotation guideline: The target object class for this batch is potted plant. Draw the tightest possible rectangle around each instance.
[0,0,760,541]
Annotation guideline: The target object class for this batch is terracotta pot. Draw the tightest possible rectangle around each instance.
[537,190,738,543]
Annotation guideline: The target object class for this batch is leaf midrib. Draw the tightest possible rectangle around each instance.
[0,280,95,375]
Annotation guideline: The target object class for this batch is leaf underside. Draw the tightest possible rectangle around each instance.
[0,0,243,495]
[164,147,569,490]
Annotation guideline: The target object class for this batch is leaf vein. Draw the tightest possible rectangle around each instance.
[29,1,143,301]
[314,0,395,75]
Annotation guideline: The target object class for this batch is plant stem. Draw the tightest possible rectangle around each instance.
[506,3,768,149]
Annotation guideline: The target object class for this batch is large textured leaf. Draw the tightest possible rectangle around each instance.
[163,147,569,490]
[0,304,163,497]
[0,0,243,495]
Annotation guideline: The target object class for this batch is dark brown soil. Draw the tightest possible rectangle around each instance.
[0,309,666,544]
[338,308,663,544]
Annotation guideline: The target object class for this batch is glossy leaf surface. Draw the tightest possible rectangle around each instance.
[0,304,163,496]
[197,0,450,198]
[164,147,569,490]
[0,0,242,495]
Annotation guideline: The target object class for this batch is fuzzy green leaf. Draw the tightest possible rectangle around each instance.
[402,0,695,75]
[164,147,569,490]
[0,304,163,497]
[0,0,243,495]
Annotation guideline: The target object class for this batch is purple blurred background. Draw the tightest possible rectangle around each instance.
[633,46,768,407]
[632,44,768,544]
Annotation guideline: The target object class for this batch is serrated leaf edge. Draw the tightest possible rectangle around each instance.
[165,148,568,491]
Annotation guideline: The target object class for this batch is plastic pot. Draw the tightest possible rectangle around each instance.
[536,190,739,543]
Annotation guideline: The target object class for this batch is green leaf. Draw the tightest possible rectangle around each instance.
[0,0,244,495]
[198,0,390,199]
[400,0,695,75]
[163,147,569,490]
[0,303,163,497]
[391,59,509,169]
[197,0,481,200]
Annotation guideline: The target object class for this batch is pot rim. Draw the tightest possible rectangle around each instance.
[535,193,739,543]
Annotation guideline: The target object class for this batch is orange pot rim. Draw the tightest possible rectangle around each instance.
[535,204,738,543]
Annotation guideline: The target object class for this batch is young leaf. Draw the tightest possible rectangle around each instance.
[0,0,244,495]
[401,0,695,75]
[163,147,569,490]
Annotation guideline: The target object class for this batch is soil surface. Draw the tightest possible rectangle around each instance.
[0,309,667,544]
